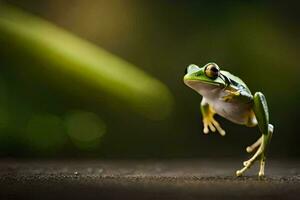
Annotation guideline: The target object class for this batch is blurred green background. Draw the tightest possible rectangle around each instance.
[0,0,299,158]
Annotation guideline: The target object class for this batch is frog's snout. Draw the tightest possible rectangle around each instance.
[184,67,188,75]
[186,64,200,75]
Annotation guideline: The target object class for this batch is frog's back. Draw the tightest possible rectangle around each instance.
[221,70,251,94]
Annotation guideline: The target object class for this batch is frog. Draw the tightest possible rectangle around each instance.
[183,62,273,177]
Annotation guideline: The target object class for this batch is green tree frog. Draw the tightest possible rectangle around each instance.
[183,62,273,177]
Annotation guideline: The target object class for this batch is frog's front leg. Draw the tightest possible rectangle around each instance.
[200,98,225,136]
[221,89,253,103]
[236,92,274,177]
[221,90,240,102]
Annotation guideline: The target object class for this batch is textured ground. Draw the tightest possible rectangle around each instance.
[0,159,299,200]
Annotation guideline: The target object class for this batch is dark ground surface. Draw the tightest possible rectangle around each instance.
[0,159,299,200]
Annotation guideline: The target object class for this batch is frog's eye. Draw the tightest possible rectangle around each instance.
[204,63,220,79]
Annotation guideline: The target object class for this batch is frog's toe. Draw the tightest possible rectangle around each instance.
[211,119,226,136]
[203,125,209,134]
[236,169,243,177]
[236,163,251,177]
[258,168,265,177]
[203,119,215,134]
[203,119,209,134]
[208,122,216,132]
[258,156,266,177]
[259,171,264,177]
[246,146,253,153]
[246,136,262,153]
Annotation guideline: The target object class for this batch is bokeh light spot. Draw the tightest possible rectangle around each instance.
[65,111,106,150]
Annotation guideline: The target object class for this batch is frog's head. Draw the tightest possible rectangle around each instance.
[183,62,226,95]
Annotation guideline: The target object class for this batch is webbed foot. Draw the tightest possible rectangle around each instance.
[236,142,264,177]
[236,124,273,177]
[203,116,226,136]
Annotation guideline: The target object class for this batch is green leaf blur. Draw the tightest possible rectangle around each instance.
[0,1,299,158]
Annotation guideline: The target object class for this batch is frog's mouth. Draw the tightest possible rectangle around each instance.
[184,78,222,87]
[184,79,222,96]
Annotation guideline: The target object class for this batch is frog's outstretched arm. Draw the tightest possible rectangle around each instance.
[200,98,226,136]
[236,92,274,177]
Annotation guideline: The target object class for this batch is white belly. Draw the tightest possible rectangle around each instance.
[210,99,252,125]
[203,89,253,125]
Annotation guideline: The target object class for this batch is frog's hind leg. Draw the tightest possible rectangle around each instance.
[245,113,262,153]
[201,98,226,136]
[236,92,274,177]
[237,124,273,177]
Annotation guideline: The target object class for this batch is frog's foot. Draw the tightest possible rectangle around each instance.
[221,90,240,102]
[236,125,273,177]
[236,142,265,177]
[236,135,267,177]
[203,116,226,136]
